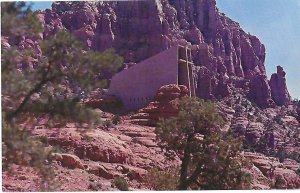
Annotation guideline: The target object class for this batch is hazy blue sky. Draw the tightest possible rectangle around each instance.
[30,0,300,98]
[30,1,52,10]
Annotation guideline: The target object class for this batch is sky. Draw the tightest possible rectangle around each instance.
[29,1,52,10]
[29,0,300,99]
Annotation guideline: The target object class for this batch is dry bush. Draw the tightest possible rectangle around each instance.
[144,167,179,190]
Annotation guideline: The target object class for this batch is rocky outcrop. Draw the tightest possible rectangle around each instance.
[130,84,189,126]
[49,153,84,169]
[245,122,265,145]
[269,66,291,106]
[247,73,275,108]
[29,121,174,184]
[194,66,216,100]
[245,152,300,189]
[31,0,291,108]
[84,95,122,110]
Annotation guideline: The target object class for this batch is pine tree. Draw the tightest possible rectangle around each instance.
[155,97,252,190]
[1,2,123,190]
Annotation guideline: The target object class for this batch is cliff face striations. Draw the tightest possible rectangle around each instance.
[34,0,290,107]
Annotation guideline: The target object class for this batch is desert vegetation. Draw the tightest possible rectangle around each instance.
[2,2,122,190]
[154,97,252,190]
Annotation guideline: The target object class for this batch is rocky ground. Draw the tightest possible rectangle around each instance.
[2,120,173,191]
[2,85,300,191]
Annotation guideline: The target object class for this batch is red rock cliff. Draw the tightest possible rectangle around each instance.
[31,0,291,107]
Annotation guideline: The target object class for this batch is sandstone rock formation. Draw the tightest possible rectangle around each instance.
[194,66,216,100]
[245,152,300,189]
[49,153,85,170]
[29,0,291,108]
[2,0,292,108]
[130,84,189,126]
[24,121,174,187]
[270,66,291,106]
[247,73,275,108]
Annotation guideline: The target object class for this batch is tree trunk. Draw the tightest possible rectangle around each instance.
[178,134,193,190]
[178,150,190,190]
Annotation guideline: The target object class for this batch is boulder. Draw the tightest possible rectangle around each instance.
[123,165,147,181]
[49,153,84,170]
[130,84,188,126]
[77,130,132,164]
[88,163,117,179]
